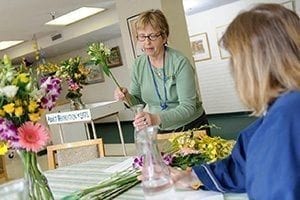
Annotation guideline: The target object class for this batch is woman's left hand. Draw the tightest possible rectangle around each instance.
[170,167,202,190]
[133,112,161,130]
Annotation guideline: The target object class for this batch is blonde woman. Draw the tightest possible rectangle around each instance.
[172,4,300,199]
[114,10,209,133]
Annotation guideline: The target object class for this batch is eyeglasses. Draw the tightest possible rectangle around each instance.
[136,33,162,42]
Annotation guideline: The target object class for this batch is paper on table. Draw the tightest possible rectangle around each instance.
[102,157,134,173]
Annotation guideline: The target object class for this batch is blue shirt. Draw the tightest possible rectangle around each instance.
[193,91,300,199]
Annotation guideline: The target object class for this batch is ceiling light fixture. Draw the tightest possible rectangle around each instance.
[45,7,105,26]
[0,40,24,50]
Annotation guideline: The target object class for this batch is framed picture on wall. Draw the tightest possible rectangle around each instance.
[282,1,295,11]
[190,32,211,62]
[84,62,105,84]
[127,14,143,58]
[216,25,230,59]
[107,46,123,68]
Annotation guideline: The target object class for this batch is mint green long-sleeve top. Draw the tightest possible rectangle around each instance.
[129,47,204,131]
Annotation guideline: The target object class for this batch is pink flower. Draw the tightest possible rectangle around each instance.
[18,122,49,152]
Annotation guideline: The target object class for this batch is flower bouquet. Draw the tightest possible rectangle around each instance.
[0,55,62,199]
[161,129,235,170]
[56,57,90,110]
[87,42,133,106]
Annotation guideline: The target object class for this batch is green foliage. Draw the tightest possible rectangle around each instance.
[170,153,207,170]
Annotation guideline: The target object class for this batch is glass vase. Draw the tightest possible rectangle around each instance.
[140,126,176,200]
[69,97,85,110]
[131,104,146,156]
[18,150,54,200]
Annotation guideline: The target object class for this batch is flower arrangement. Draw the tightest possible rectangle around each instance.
[56,56,90,100]
[87,42,132,106]
[62,128,234,199]
[161,129,235,170]
[0,54,62,199]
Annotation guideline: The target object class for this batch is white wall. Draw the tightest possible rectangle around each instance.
[186,0,299,114]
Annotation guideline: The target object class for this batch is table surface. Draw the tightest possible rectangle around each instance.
[45,157,249,200]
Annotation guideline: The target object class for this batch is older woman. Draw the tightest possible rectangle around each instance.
[114,9,209,133]
[172,3,300,199]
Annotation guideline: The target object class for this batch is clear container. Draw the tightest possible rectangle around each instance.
[132,104,147,156]
[0,179,28,200]
[140,126,177,200]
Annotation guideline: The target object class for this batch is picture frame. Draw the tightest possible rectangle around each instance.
[190,32,211,62]
[216,25,230,59]
[281,1,295,11]
[84,62,105,84]
[107,46,122,68]
[127,14,143,58]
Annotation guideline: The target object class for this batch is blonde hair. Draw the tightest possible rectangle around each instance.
[135,9,169,39]
[220,4,300,116]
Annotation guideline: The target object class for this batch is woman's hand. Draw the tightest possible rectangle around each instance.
[133,112,161,130]
[114,87,128,101]
[170,167,202,190]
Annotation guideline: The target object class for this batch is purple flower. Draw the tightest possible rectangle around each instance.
[0,118,19,149]
[40,76,62,110]
[162,153,173,166]
[132,156,144,170]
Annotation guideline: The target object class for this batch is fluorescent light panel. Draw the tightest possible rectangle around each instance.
[46,7,105,26]
[0,40,24,50]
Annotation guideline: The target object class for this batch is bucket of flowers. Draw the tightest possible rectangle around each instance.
[62,127,235,200]
[0,55,62,199]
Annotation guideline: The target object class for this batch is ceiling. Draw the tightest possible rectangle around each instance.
[0,0,237,62]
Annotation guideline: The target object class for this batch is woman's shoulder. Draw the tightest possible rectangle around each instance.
[167,47,189,62]
[132,54,147,69]
[268,90,300,116]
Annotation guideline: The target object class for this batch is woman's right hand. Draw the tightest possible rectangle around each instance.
[114,87,128,101]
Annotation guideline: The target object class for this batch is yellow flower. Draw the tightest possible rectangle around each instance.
[18,73,30,83]
[28,101,39,113]
[0,109,5,117]
[15,106,24,117]
[14,99,22,106]
[0,142,8,155]
[29,112,41,122]
[3,103,15,114]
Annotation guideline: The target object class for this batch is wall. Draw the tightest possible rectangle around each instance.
[185,0,299,114]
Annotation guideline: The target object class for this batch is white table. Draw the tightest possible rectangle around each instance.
[46,100,127,156]
[45,157,249,200]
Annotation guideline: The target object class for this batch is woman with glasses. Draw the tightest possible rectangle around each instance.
[114,9,209,133]
[170,4,300,199]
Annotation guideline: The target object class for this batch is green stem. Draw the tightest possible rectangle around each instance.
[109,73,133,106]
[18,150,54,200]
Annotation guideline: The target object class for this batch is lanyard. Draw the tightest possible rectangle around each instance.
[147,53,168,110]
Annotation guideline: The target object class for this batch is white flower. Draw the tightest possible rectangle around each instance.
[5,71,15,82]
[0,85,19,98]
[30,88,45,101]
